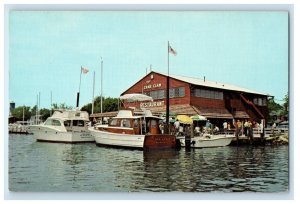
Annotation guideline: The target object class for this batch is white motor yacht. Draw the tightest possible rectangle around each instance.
[28,110,94,143]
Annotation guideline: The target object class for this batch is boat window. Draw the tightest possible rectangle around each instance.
[110,119,118,126]
[121,119,130,128]
[64,120,71,127]
[78,120,85,127]
[72,120,78,126]
[133,119,139,128]
[44,119,52,126]
[72,120,85,127]
[52,120,61,126]
[151,120,157,128]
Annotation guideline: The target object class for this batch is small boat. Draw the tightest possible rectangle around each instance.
[90,109,177,150]
[180,134,234,148]
[28,110,94,143]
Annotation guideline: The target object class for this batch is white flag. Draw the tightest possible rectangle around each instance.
[81,67,89,74]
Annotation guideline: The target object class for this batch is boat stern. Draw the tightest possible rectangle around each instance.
[143,134,177,151]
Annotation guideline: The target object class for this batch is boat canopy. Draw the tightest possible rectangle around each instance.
[51,110,89,121]
[120,93,153,102]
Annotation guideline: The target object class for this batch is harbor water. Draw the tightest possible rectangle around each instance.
[8,134,289,192]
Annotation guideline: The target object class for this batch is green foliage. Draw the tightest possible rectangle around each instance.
[267,92,289,122]
[52,103,73,110]
[282,93,288,116]
[10,106,31,121]
[81,96,119,114]
[267,98,282,113]
[39,108,51,121]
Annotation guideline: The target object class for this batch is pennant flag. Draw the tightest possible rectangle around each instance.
[81,67,89,74]
[169,45,177,56]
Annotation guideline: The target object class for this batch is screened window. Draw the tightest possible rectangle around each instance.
[192,88,223,100]
[253,97,267,106]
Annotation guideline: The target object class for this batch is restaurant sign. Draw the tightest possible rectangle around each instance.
[140,100,165,108]
[143,83,162,90]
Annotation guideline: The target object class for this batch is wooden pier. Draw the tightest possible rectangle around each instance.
[230,127,288,145]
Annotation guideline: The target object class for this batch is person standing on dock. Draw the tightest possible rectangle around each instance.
[223,120,228,134]
[244,120,249,136]
[174,119,180,134]
[248,120,254,144]
[235,120,242,144]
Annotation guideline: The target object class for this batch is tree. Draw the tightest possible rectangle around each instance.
[39,108,51,121]
[10,106,31,121]
[267,98,282,113]
[81,96,119,114]
[282,93,288,116]
[52,103,73,110]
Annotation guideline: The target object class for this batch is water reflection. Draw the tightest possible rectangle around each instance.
[9,134,288,192]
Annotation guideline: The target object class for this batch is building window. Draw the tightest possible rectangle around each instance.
[253,97,267,106]
[191,88,223,100]
[145,87,185,100]
[170,87,185,98]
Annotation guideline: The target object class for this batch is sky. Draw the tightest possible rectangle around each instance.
[8,11,288,109]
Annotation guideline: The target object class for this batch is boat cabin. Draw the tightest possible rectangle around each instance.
[96,109,162,135]
[44,110,89,132]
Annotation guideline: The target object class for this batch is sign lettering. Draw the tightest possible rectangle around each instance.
[140,100,165,108]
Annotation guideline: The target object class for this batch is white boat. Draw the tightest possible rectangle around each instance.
[28,110,94,143]
[180,134,234,148]
[90,109,177,150]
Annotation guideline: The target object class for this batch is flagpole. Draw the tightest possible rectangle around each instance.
[166,41,170,133]
[92,71,95,114]
[77,66,82,108]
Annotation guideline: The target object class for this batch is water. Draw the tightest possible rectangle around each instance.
[8,134,289,192]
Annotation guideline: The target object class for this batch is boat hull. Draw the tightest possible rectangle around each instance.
[181,135,234,148]
[28,125,94,143]
[90,128,145,149]
[90,128,177,150]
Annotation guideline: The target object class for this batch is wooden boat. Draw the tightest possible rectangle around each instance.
[180,134,234,148]
[90,109,176,150]
[28,110,94,143]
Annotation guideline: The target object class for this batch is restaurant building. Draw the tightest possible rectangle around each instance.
[119,71,271,127]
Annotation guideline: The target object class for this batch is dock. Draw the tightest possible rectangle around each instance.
[230,127,288,145]
[8,124,31,134]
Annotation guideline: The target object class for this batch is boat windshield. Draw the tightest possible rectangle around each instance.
[44,119,62,126]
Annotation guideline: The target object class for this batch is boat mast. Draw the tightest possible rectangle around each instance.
[50,91,52,116]
[92,71,95,114]
[101,57,103,114]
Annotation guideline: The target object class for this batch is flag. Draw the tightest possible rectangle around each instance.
[169,45,177,56]
[81,67,89,74]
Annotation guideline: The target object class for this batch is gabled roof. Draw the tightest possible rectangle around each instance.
[122,71,270,96]
[157,71,269,96]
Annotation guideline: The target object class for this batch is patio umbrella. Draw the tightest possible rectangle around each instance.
[190,115,207,121]
[176,115,193,124]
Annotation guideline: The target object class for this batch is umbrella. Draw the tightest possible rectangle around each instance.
[190,115,207,121]
[176,115,193,124]
[120,93,153,102]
